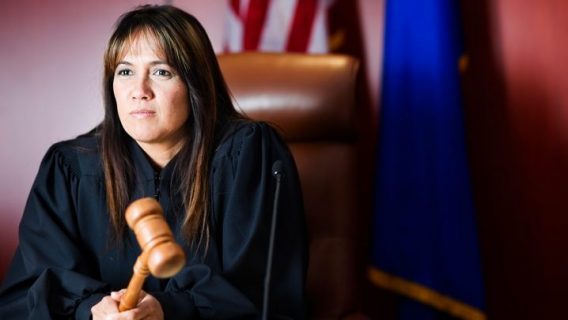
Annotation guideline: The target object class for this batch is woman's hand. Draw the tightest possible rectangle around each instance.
[91,290,164,320]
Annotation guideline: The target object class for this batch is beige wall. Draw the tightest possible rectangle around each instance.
[0,0,383,277]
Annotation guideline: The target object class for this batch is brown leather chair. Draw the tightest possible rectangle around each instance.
[218,52,369,319]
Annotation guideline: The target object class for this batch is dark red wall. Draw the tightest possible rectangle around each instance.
[462,0,568,318]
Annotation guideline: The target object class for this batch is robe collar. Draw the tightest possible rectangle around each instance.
[128,138,179,183]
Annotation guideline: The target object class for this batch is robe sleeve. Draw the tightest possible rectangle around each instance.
[152,122,308,319]
[0,145,109,319]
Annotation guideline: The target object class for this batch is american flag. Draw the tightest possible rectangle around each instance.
[224,0,334,53]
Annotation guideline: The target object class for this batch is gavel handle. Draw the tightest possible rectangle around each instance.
[118,252,150,312]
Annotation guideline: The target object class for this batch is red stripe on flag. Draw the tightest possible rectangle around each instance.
[244,0,270,50]
[229,0,241,17]
[286,0,318,52]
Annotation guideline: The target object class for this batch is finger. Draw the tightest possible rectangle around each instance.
[111,288,130,302]
[121,307,149,320]
[110,291,124,302]
[103,295,120,312]
[91,295,120,318]
[137,293,163,320]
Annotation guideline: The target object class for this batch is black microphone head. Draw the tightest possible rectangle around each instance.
[272,160,283,178]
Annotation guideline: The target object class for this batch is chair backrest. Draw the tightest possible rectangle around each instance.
[218,52,366,318]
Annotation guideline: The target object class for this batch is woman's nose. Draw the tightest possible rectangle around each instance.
[131,76,154,100]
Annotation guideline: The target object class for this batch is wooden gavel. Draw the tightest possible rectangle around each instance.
[118,197,186,312]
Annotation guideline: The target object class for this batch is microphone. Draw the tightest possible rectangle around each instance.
[262,160,284,320]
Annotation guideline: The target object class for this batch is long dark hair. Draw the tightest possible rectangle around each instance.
[101,5,242,248]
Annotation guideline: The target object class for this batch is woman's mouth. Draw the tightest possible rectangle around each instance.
[130,109,156,118]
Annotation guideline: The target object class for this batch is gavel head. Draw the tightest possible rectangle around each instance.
[125,197,186,278]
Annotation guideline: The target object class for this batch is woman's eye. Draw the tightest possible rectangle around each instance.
[116,69,132,76]
[154,69,172,77]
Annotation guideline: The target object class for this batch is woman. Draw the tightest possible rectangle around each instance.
[0,5,307,319]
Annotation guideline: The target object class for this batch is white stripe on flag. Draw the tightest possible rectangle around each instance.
[225,5,244,52]
[306,0,333,53]
[258,0,298,52]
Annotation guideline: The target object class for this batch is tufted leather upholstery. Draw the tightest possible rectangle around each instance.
[218,52,368,319]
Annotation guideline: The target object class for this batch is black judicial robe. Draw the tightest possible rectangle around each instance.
[0,121,308,319]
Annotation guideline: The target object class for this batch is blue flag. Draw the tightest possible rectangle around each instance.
[370,0,486,319]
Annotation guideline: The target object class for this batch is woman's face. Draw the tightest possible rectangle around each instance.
[113,33,189,154]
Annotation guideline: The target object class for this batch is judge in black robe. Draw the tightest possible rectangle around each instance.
[0,121,307,319]
[0,4,308,319]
